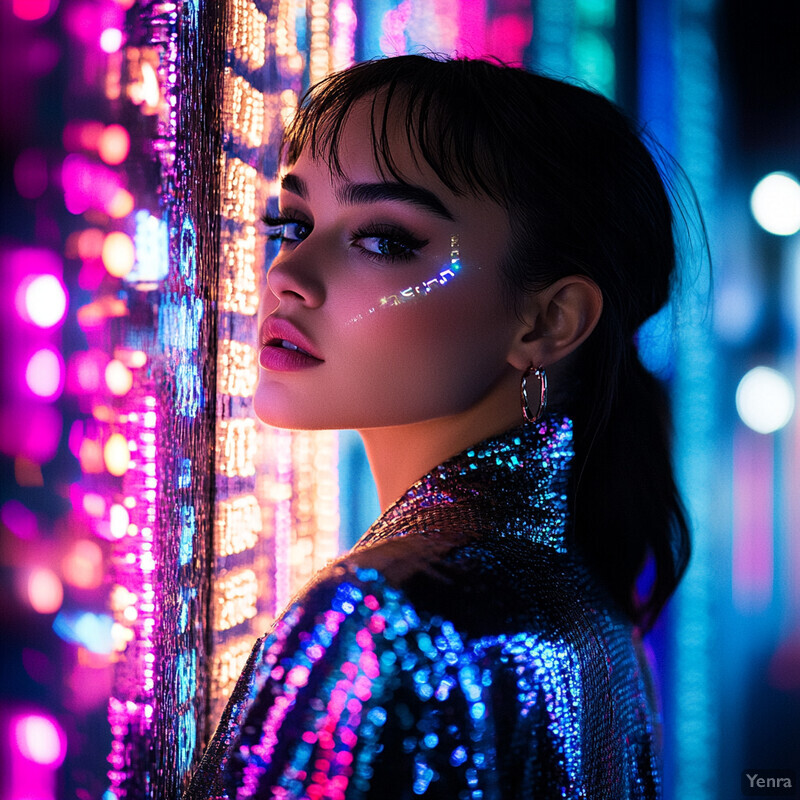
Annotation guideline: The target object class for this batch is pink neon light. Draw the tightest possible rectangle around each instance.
[12,0,54,21]
[0,402,62,462]
[13,713,66,766]
[732,427,774,612]
[28,568,64,614]
[61,154,123,216]
[487,14,533,64]
[16,274,68,329]
[455,0,486,54]
[25,348,64,400]
[1,499,38,540]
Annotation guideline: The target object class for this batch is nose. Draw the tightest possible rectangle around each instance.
[266,247,326,309]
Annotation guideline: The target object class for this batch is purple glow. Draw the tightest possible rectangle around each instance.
[16,274,68,329]
[0,402,62,462]
[13,149,48,199]
[13,713,66,766]
[487,13,533,64]
[732,428,774,612]
[26,348,64,400]
[455,0,487,54]
[61,153,123,216]
[1,499,39,540]
[12,0,56,21]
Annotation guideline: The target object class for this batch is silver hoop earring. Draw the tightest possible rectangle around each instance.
[520,365,547,424]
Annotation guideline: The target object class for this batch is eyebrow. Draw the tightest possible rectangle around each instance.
[280,173,455,221]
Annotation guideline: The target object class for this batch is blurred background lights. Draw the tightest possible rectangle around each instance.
[736,366,795,434]
[62,539,104,589]
[107,188,134,218]
[750,172,800,236]
[18,274,68,328]
[109,503,130,538]
[28,568,64,614]
[2,500,39,540]
[13,714,66,767]
[105,359,133,395]
[52,611,113,653]
[98,125,130,165]
[103,433,130,476]
[12,0,56,22]
[100,28,123,53]
[102,232,135,277]
[26,348,65,401]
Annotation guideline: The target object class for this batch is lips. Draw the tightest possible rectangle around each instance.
[259,317,324,372]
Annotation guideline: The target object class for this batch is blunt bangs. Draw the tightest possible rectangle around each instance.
[282,56,522,206]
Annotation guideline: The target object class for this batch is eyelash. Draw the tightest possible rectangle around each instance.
[261,213,428,263]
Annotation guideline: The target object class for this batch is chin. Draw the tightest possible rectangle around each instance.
[253,390,339,431]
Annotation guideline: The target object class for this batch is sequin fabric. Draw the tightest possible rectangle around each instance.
[185,415,662,799]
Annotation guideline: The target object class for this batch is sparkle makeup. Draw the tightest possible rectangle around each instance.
[347,234,462,325]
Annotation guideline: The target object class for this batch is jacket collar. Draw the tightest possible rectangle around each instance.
[355,415,575,554]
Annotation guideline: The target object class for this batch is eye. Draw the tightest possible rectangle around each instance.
[262,214,312,245]
[351,225,428,263]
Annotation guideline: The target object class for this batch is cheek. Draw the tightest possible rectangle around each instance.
[339,280,512,413]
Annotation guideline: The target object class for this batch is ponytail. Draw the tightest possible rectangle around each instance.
[571,340,690,632]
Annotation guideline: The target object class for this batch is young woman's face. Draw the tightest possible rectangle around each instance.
[254,102,522,431]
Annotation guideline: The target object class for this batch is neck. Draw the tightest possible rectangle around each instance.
[358,380,523,510]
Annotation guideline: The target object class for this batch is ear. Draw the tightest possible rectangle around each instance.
[507,276,603,371]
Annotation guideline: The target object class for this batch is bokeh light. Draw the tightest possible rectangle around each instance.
[53,611,113,653]
[736,366,796,434]
[62,539,103,589]
[76,228,105,258]
[2,500,39,540]
[105,359,133,395]
[17,274,68,329]
[98,125,130,165]
[13,713,67,767]
[25,348,65,401]
[103,433,130,476]
[109,503,130,539]
[100,28,123,53]
[107,188,134,218]
[12,0,56,21]
[28,568,64,614]
[750,172,800,236]
[101,232,135,277]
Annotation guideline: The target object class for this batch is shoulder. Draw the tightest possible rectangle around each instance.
[326,531,609,644]
[220,536,657,798]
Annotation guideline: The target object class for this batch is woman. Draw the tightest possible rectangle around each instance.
[187,55,691,799]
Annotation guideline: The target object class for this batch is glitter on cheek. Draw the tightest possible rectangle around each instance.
[346,234,462,324]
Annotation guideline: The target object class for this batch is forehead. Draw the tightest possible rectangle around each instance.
[292,95,439,187]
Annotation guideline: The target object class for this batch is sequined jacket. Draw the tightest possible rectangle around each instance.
[185,416,662,799]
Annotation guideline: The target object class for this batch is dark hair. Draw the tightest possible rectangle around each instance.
[283,55,693,632]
